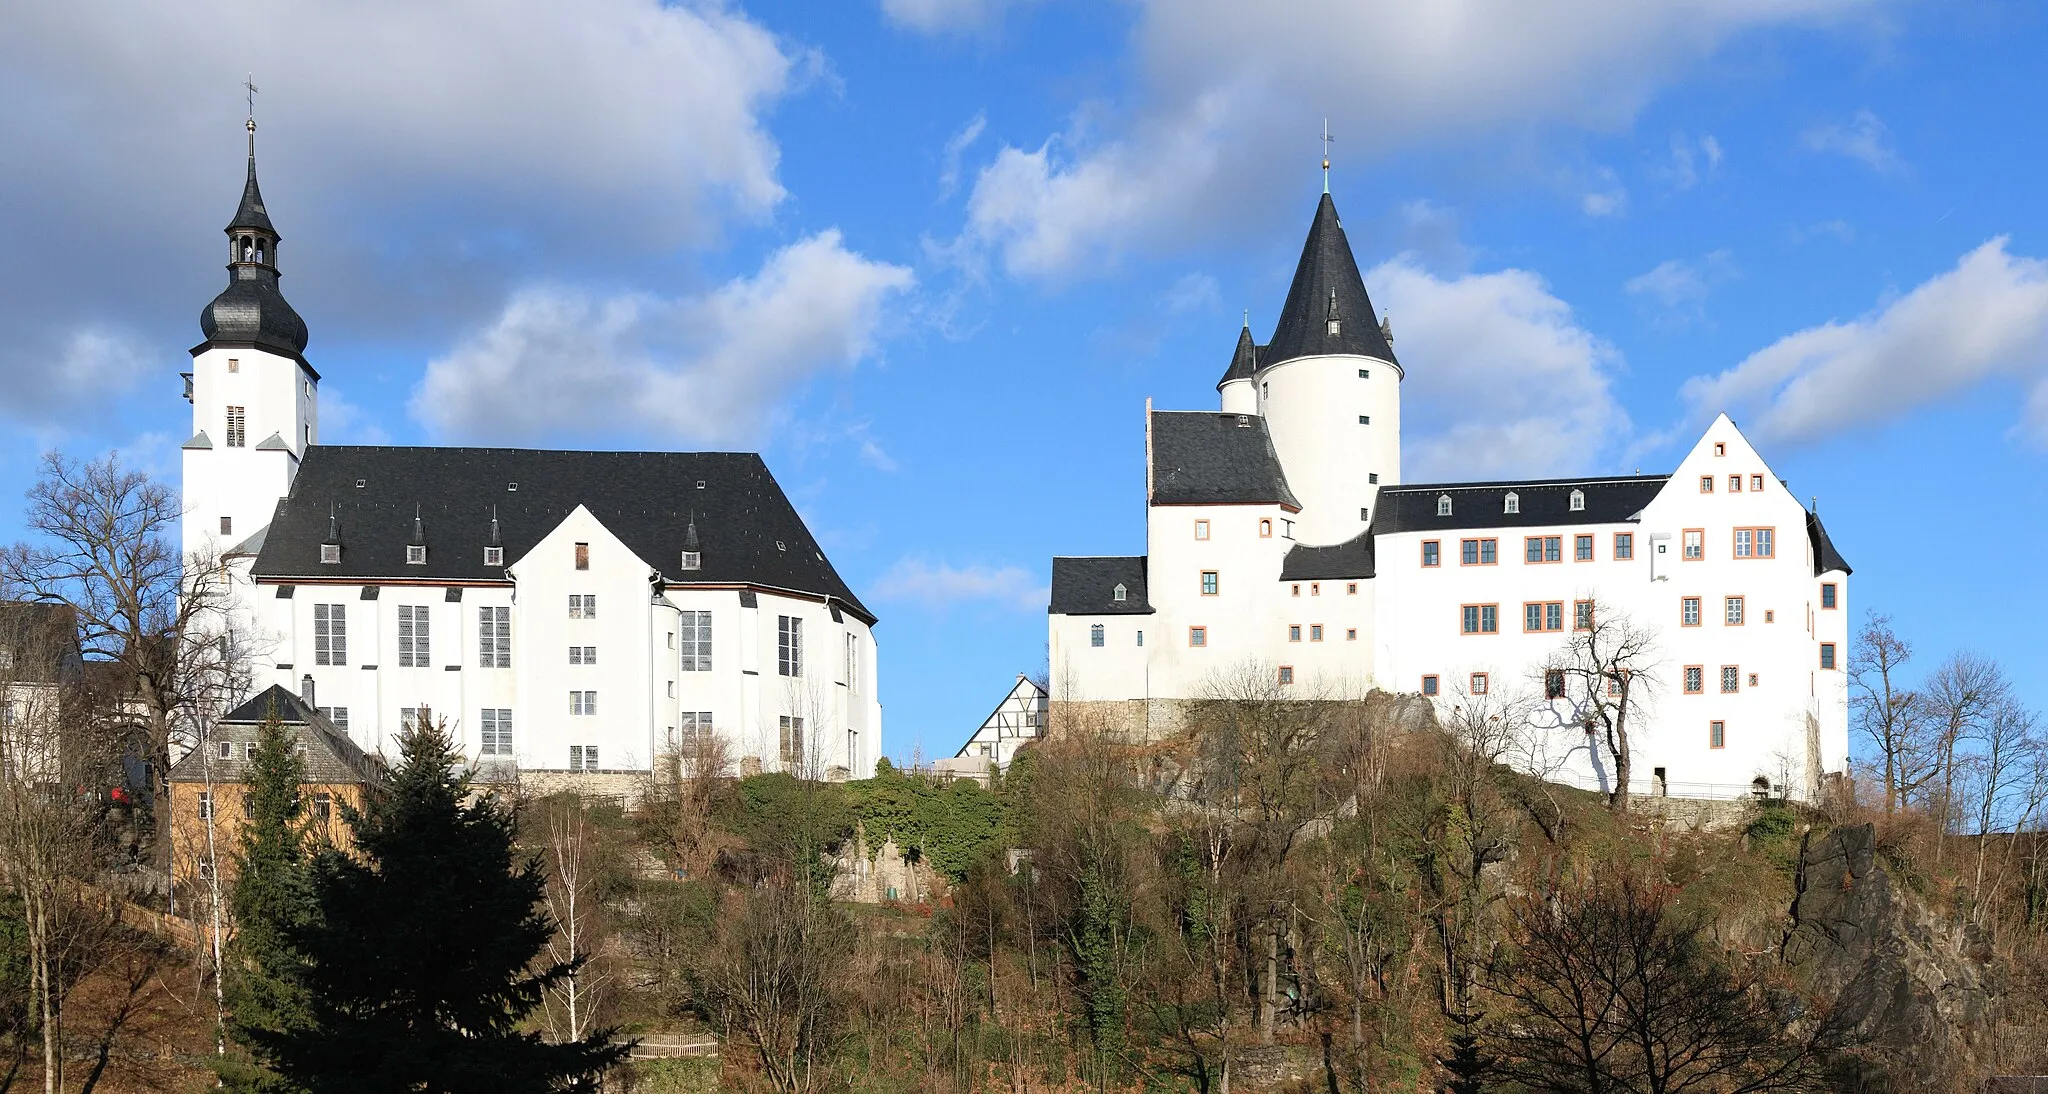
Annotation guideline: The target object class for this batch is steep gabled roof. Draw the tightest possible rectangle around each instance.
[229,154,276,235]
[1807,511,1853,576]
[1264,193,1396,368]
[251,447,874,623]
[1049,556,1152,616]
[1280,528,1376,581]
[1150,412,1301,509]
[1374,475,1669,534]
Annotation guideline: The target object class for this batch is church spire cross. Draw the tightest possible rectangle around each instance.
[244,75,259,156]
[1321,119,1333,195]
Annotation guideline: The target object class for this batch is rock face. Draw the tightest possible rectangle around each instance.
[1783,824,1996,1089]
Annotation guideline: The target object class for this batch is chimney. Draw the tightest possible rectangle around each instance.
[300,673,316,708]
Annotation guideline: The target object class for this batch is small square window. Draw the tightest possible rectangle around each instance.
[1310,625,1323,642]
[1729,475,1742,492]
[1346,582,1358,594]
[1614,533,1633,560]
[1200,572,1219,596]
[1713,442,1726,456]
[1700,475,1714,493]
[1358,415,1371,425]
[1751,474,1765,491]
[1725,596,1745,625]
[1469,673,1489,695]
[1260,519,1273,538]
[227,357,240,373]
[484,546,503,566]
[1188,626,1207,647]
[1421,674,1439,696]
[1422,541,1440,567]
[1278,666,1294,685]
[1311,583,1321,596]
[1748,672,1759,687]
[320,543,341,564]
[1681,597,1701,626]
[1683,666,1703,694]
[1358,368,1370,379]
[1345,628,1357,640]
[405,545,427,565]
[1289,625,1302,642]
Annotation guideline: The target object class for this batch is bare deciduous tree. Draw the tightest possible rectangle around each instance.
[2,453,251,873]
[1540,602,1659,813]
[536,794,619,1046]
[1924,652,2011,867]
[1849,612,1934,815]
[691,873,855,1094]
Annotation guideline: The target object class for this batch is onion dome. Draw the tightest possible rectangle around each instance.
[198,120,310,360]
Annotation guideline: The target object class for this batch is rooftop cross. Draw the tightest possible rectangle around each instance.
[243,74,259,154]
[1321,118,1334,194]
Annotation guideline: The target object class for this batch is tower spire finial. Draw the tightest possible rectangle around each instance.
[1321,118,1333,195]
[243,74,259,158]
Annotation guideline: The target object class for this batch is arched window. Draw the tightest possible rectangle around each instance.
[1259,519,1273,538]
[1570,489,1586,512]
[1436,495,1452,517]
[1503,492,1519,514]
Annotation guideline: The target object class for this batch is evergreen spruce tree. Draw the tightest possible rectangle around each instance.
[217,701,317,1093]
[255,715,629,1093]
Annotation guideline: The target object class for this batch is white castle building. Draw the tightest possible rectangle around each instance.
[1049,191,1852,800]
[180,124,882,781]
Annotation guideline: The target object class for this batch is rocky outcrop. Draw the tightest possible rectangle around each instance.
[1783,824,1997,1089]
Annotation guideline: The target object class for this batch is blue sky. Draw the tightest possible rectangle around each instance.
[2,1,2044,762]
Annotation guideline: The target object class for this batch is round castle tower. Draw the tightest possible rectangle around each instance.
[1216,193,1401,546]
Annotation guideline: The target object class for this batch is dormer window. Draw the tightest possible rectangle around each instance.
[484,546,503,566]
[1503,492,1519,514]
[680,551,701,571]
[1437,495,1453,517]
[1113,583,1127,602]
[406,545,427,565]
[1235,415,1250,427]
[320,544,341,565]
[1570,490,1585,512]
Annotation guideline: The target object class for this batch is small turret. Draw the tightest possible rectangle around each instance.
[1218,320,1260,415]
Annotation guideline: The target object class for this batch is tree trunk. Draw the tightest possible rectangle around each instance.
[1259,926,1277,1046]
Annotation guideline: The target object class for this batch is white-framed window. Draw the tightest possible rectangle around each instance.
[1503,492,1519,514]
[405,545,427,566]
[397,604,431,667]
[1733,527,1776,559]
[217,741,233,760]
[779,716,805,767]
[1751,474,1765,492]
[313,603,346,666]
[1437,494,1453,516]
[676,711,715,750]
[570,691,597,716]
[1113,583,1127,601]
[1681,597,1701,626]
[312,792,332,821]
[478,606,510,668]
[484,546,503,566]
[777,615,803,677]
[1089,624,1104,647]
[401,706,433,730]
[226,406,246,448]
[845,633,859,691]
[569,645,596,665]
[198,790,214,820]
[568,594,596,619]
[1570,489,1585,511]
[569,744,599,771]
[1725,596,1745,625]
[1469,673,1489,695]
[480,708,513,756]
[679,610,712,672]
[318,706,349,732]
[1682,529,1704,560]
[320,543,341,565]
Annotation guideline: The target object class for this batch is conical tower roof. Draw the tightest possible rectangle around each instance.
[229,153,276,235]
[1215,323,1258,390]
[1263,193,1396,368]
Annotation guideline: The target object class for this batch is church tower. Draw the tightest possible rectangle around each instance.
[1246,192,1400,545]
[181,115,317,566]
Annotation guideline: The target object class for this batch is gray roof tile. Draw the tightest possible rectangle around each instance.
[1049,556,1152,615]
[1263,194,1396,369]
[1151,412,1301,509]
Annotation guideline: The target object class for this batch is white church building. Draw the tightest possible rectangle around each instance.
[1049,191,1852,800]
[180,124,882,782]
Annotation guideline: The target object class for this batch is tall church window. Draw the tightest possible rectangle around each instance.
[477,606,510,668]
[779,716,805,768]
[480,709,512,756]
[777,615,803,677]
[313,604,346,666]
[679,611,712,671]
[397,605,430,667]
[226,407,246,448]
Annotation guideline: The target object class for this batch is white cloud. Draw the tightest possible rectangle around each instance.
[1160,272,1221,315]
[0,326,154,421]
[0,0,800,404]
[1625,250,1736,321]
[412,231,914,445]
[1800,109,1903,174]
[882,0,1037,35]
[1654,131,1723,190]
[1368,256,1627,480]
[871,556,1048,612]
[957,0,1884,277]
[938,113,988,201]
[318,386,393,446]
[1682,238,2048,445]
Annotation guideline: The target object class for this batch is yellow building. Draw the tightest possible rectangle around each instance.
[167,684,384,891]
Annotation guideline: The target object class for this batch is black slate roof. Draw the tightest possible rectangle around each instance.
[230,153,277,235]
[1216,324,1259,388]
[1281,529,1376,581]
[1374,475,1669,534]
[1807,512,1852,575]
[251,446,875,624]
[168,684,384,786]
[1151,412,1301,509]
[1049,556,1153,615]
[1263,194,1397,369]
